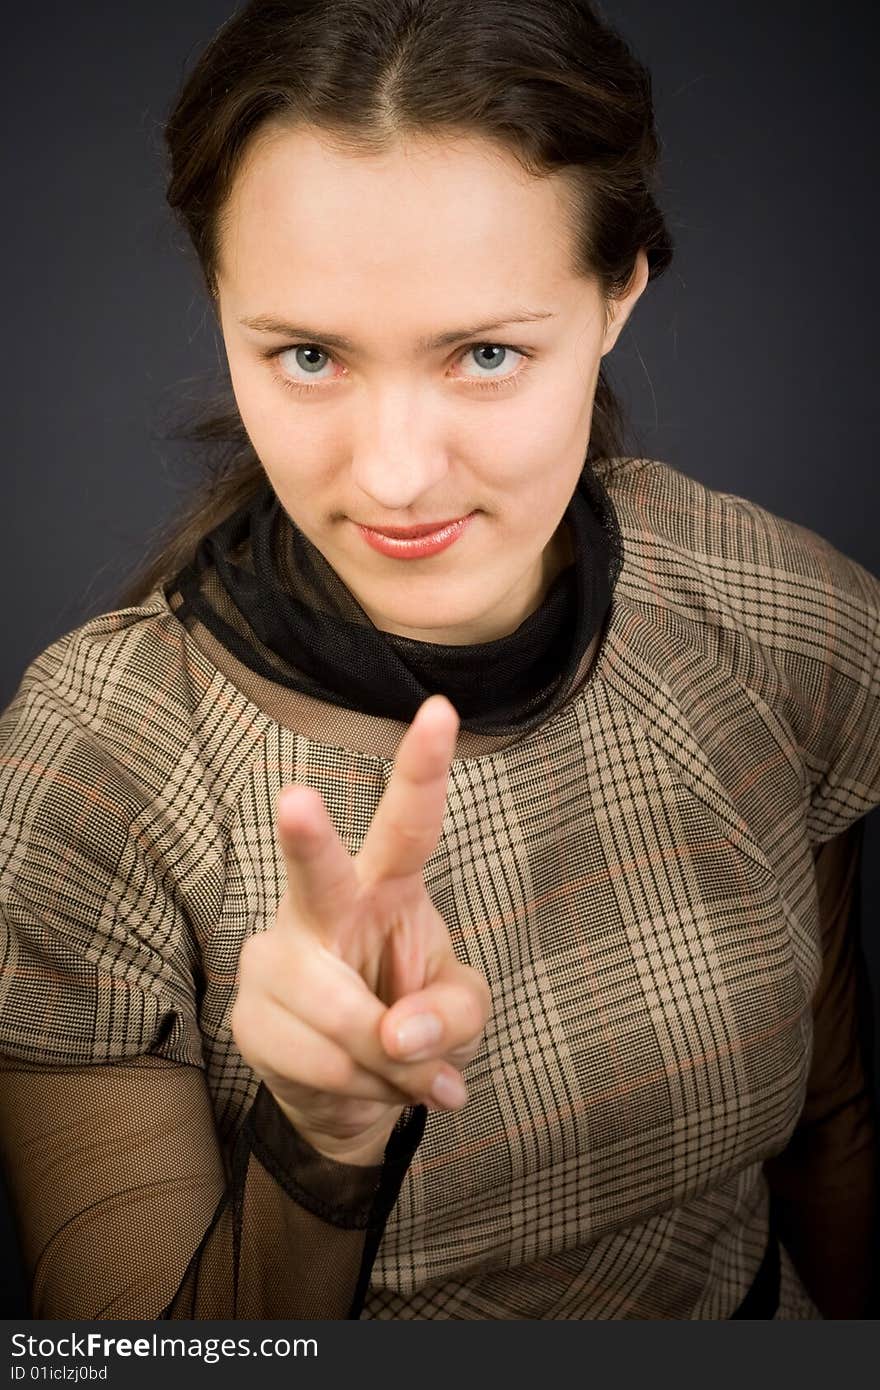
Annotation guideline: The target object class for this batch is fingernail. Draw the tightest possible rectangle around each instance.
[394,1013,443,1060]
[431,1070,466,1110]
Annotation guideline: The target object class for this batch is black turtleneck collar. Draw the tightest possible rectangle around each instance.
[168,460,623,737]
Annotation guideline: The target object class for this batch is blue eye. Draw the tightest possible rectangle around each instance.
[283,345,331,376]
[264,340,534,395]
[469,344,508,371]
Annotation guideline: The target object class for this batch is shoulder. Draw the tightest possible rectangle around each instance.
[0,591,224,1064]
[596,457,880,842]
[0,589,273,894]
[4,586,194,744]
[600,454,880,647]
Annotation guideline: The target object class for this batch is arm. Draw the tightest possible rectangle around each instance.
[0,1053,424,1319]
[763,818,878,1318]
[0,648,474,1320]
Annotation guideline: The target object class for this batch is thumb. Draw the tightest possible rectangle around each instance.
[379,957,492,1065]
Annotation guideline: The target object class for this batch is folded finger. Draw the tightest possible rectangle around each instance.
[268,949,468,1109]
[240,998,413,1107]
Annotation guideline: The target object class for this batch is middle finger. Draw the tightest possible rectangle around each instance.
[356,694,459,885]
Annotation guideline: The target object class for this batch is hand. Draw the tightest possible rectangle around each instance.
[231,694,492,1166]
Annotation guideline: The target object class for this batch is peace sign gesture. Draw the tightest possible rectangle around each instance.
[231,695,493,1167]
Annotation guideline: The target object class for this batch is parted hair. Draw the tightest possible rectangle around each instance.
[118,0,674,606]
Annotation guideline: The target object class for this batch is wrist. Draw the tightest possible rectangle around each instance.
[270,1093,395,1167]
[310,1133,390,1167]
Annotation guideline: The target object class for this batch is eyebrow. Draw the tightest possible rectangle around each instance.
[237,309,557,352]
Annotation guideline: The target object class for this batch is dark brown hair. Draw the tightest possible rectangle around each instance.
[118,0,673,606]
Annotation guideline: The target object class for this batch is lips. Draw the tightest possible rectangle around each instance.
[356,512,476,559]
[357,514,472,538]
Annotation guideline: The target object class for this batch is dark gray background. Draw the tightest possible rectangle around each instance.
[1,1,877,1316]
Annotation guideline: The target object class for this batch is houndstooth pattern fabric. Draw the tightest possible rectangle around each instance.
[1,456,877,1318]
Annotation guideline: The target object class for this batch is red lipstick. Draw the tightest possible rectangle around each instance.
[356,512,476,559]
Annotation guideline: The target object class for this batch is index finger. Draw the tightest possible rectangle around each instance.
[276,783,359,940]
[356,694,459,884]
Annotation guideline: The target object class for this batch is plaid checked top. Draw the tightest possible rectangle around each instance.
[0,455,877,1319]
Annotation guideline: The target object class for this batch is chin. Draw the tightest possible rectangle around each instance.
[368,599,482,641]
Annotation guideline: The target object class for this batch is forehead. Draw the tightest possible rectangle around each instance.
[216,124,583,306]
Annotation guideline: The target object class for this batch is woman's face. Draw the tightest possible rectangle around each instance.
[216,124,647,643]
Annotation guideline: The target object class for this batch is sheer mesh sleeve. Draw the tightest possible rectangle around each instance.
[763,818,878,1317]
[0,1053,425,1319]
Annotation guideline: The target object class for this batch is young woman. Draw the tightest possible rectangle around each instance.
[0,0,877,1320]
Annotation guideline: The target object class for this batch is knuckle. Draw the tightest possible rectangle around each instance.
[320,990,362,1044]
[314,1049,357,1094]
[467,968,494,1023]
[238,928,277,977]
[236,932,262,972]
[443,972,492,1043]
[459,992,487,1042]
[229,1000,248,1049]
[377,815,431,860]
[230,1001,265,1067]
[391,815,427,844]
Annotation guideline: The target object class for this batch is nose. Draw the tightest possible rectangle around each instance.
[349,384,449,511]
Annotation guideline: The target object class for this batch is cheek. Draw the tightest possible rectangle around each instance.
[491,370,594,461]
[227,360,331,484]
[489,407,589,505]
